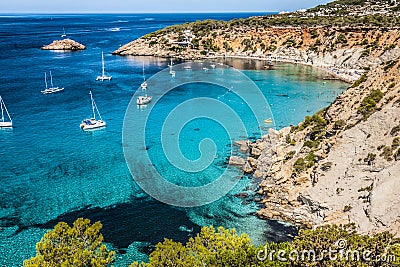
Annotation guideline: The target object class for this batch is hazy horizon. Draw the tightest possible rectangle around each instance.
[0,0,332,14]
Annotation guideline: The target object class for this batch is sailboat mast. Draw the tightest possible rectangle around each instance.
[50,71,54,88]
[142,62,145,82]
[101,52,105,77]
[94,101,103,121]
[44,72,48,89]
[89,91,96,120]
[0,96,4,122]
[0,96,12,123]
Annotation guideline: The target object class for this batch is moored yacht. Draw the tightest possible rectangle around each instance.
[137,95,152,105]
[41,71,64,95]
[96,52,112,81]
[0,96,12,128]
[80,91,106,131]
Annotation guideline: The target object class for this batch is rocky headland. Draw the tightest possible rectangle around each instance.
[113,0,400,237]
[41,38,86,51]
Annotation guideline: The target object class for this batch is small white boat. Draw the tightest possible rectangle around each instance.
[141,81,148,90]
[110,27,120,32]
[80,91,106,131]
[137,95,152,105]
[140,62,147,90]
[169,58,176,77]
[61,27,67,38]
[210,64,216,69]
[41,71,64,95]
[184,65,192,70]
[96,52,112,81]
[202,67,209,71]
[264,118,273,124]
[0,96,12,128]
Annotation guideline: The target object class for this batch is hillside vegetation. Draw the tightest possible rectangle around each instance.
[25,219,400,267]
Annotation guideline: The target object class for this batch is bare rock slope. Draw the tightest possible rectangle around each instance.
[255,59,400,236]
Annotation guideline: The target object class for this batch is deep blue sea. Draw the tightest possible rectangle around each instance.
[0,13,348,266]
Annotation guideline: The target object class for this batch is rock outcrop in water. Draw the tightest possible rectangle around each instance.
[41,38,86,51]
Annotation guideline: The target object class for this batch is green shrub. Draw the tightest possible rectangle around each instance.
[392,137,400,150]
[335,33,347,45]
[24,218,116,267]
[391,124,400,136]
[394,148,400,161]
[130,226,262,267]
[361,38,369,45]
[293,158,307,173]
[310,29,318,39]
[361,49,370,57]
[357,90,384,120]
[364,153,376,165]
[283,38,296,47]
[284,150,296,162]
[303,140,320,149]
[334,120,346,130]
[380,146,393,161]
[321,162,333,171]
[384,60,398,71]
[351,73,368,88]
[298,110,327,131]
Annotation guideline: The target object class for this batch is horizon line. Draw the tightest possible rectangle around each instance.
[0,11,280,15]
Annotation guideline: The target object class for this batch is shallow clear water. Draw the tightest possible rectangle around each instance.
[0,14,348,266]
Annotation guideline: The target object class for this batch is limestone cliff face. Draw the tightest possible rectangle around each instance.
[41,39,86,51]
[255,59,400,236]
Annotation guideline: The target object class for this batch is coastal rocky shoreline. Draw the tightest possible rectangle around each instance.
[41,38,86,51]
[113,26,400,83]
[113,19,400,237]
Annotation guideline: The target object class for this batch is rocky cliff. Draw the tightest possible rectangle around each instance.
[41,38,86,51]
[254,55,400,237]
[114,25,400,82]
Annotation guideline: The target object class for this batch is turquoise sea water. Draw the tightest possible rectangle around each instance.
[0,14,348,266]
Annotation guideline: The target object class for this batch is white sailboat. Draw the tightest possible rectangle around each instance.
[137,64,152,105]
[61,27,67,38]
[80,91,106,131]
[0,96,12,128]
[136,95,152,105]
[140,62,147,90]
[169,58,176,77]
[96,52,112,81]
[41,71,64,95]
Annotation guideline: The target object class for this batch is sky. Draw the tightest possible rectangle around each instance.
[0,0,332,13]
